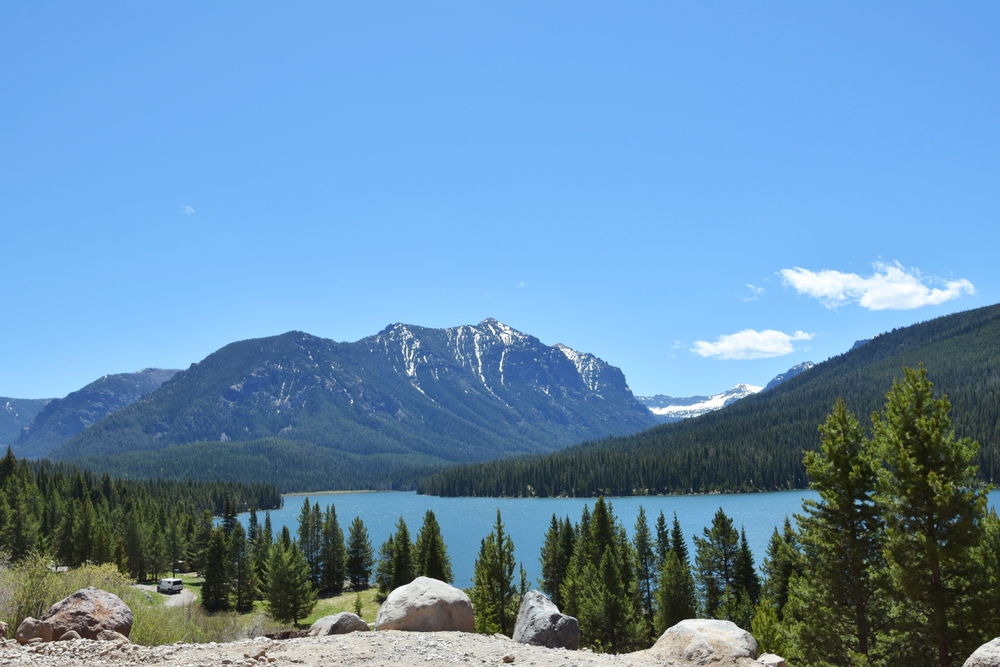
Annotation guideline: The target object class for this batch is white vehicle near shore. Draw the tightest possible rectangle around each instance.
[156,578,183,594]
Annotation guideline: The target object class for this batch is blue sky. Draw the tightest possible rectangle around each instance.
[2,2,998,399]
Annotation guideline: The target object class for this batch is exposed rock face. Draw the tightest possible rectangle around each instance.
[512,591,579,650]
[0,621,7,639]
[964,637,1000,667]
[757,654,787,667]
[308,613,371,636]
[15,617,53,645]
[41,587,133,641]
[648,619,759,666]
[374,577,475,633]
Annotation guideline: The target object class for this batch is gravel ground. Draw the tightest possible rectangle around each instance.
[0,632,679,667]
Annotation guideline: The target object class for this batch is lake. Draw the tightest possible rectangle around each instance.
[231,489,1000,590]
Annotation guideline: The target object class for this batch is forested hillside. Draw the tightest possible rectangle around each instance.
[12,368,178,458]
[48,320,653,489]
[418,303,1000,496]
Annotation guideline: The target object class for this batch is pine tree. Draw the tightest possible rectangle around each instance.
[374,534,395,601]
[470,510,518,636]
[188,509,214,575]
[785,397,887,667]
[230,521,258,612]
[390,517,415,590]
[320,504,346,593]
[539,514,572,608]
[693,507,738,618]
[346,516,374,589]
[414,509,453,583]
[296,498,322,586]
[733,527,761,606]
[633,506,657,636]
[222,494,237,536]
[263,541,317,626]
[873,366,991,667]
[654,510,670,570]
[202,527,232,611]
[760,518,800,620]
[670,512,689,564]
[654,550,697,635]
[252,512,274,597]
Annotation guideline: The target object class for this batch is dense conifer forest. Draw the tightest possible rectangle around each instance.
[418,303,1000,497]
[0,448,280,581]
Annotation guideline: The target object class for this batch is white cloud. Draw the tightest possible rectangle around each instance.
[693,329,814,360]
[182,205,195,214]
[780,261,974,311]
[743,284,766,301]
[518,282,527,289]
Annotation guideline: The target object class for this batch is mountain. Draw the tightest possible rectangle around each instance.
[418,303,1000,497]
[763,361,816,391]
[49,319,655,490]
[1,397,52,445]
[637,384,763,423]
[12,369,179,459]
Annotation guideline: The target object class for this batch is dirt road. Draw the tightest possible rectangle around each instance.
[132,584,196,607]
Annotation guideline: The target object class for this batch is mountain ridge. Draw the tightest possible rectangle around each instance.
[49,320,655,490]
[11,369,179,458]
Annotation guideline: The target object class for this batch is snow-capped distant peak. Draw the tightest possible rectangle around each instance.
[637,383,762,422]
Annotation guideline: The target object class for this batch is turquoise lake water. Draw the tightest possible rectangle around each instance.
[232,490,1000,590]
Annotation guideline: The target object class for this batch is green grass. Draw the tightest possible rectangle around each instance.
[300,587,381,627]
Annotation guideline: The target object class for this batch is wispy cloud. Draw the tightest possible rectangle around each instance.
[743,284,766,301]
[182,205,195,214]
[780,261,974,311]
[518,282,527,289]
[693,329,813,360]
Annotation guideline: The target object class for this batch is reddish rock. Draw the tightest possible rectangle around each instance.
[41,587,133,640]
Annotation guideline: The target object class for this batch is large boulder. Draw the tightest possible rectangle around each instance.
[512,590,579,650]
[41,587,133,641]
[308,612,371,636]
[965,637,1000,667]
[648,619,759,666]
[15,617,53,645]
[374,577,475,633]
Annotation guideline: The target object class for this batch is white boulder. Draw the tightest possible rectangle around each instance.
[374,577,474,633]
[648,619,759,666]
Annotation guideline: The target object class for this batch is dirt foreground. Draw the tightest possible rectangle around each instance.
[0,632,680,667]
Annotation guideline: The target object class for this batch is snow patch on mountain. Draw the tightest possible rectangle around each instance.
[638,384,763,422]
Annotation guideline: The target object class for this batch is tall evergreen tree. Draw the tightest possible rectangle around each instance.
[539,515,574,608]
[873,366,991,667]
[374,534,395,601]
[654,510,670,570]
[470,510,518,636]
[230,521,257,612]
[693,507,738,618]
[263,541,317,626]
[655,550,697,635]
[201,527,232,611]
[760,518,800,620]
[222,494,237,536]
[320,504,346,593]
[633,506,657,635]
[785,397,887,667]
[414,509,453,583]
[189,509,214,574]
[296,498,322,586]
[390,517,415,590]
[670,512,689,565]
[346,516,374,589]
